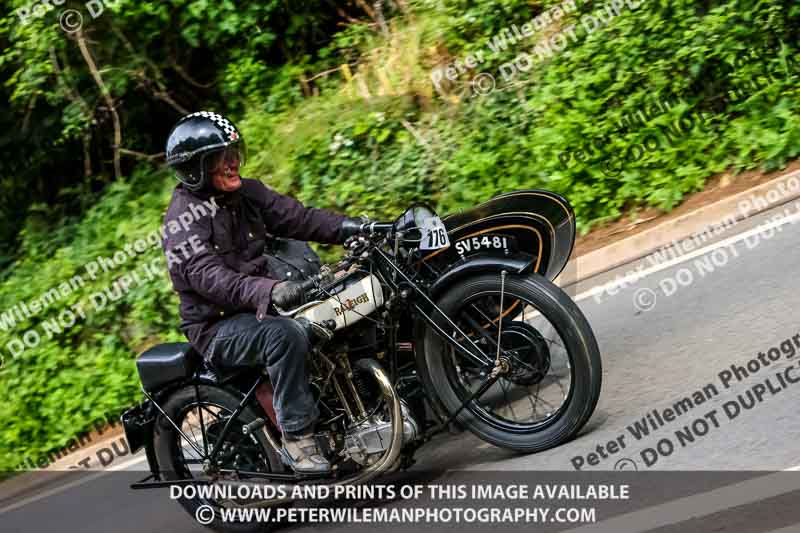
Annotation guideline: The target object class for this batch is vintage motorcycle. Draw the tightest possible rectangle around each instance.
[123,189,602,531]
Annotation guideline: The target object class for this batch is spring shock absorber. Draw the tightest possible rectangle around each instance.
[351,365,379,405]
[338,354,368,420]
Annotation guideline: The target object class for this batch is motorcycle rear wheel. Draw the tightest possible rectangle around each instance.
[152,384,285,532]
[418,273,602,453]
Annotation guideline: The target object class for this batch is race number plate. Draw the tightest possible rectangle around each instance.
[454,234,517,256]
[420,216,450,250]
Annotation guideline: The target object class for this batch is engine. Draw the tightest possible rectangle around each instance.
[343,401,419,466]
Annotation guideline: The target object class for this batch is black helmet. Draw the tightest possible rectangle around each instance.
[165,111,247,191]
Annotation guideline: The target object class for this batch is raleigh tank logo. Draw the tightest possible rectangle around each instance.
[333,292,370,316]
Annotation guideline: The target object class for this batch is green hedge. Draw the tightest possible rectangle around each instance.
[239,0,800,234]
[0,169,183,470]
[1,0,800,470]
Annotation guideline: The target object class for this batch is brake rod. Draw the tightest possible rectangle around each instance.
[423,372,501,439]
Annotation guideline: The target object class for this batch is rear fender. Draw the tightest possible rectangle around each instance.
[122,375,227,479]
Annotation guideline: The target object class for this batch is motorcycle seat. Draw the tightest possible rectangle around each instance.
[136,342,199,392]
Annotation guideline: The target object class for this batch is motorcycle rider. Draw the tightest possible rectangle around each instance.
[162,111,364,474]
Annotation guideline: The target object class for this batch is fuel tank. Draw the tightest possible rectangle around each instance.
[296,272,384,330]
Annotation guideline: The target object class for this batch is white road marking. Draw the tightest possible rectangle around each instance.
[762,525,800,533]
[0,453,147,517]
[467,210,800,452]
[572,209,800,302]
[106,453,149,472]
[561,463,800,533]
[0,472,108,517]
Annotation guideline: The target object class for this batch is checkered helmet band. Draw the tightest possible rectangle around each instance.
[184,111,240,142]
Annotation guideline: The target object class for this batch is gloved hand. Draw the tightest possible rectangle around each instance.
[270,280,308,311]
[340,216,370,242]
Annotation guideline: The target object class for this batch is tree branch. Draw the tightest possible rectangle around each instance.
[400,119,430,149]
[373,1,390,37]
[75,28,122,181]
[324,0,361,23]
[353,0,377,20]
[21,94,38,134]
[170,60,215,89]
[50,46,95,177]
[392,0,409,13]
[119,148,164,161]
[302,62,359,83]
[111,25,189,114]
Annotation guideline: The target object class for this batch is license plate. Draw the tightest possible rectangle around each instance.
[454,234,517,256]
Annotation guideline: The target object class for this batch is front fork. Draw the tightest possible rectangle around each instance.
[375,247,511,375]
[393,267,514,438]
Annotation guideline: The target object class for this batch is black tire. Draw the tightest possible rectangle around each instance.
[153,384,285,533]
[417,273,602,453]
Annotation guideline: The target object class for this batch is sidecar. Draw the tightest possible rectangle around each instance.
[420,189,576,286]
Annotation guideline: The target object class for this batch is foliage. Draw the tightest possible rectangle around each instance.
[0,0,369,258]
[244,0,800,232]
[1,0,800,469]
[0,168,184,469]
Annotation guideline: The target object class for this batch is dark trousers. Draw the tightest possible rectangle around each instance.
[204,313,319,434]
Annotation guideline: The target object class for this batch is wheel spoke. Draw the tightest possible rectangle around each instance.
[182,406,227,460]
[498,379,518,421]
[460,311,541,374]
[470,303,500,331]
[180,421,206,460]
[442,289,574,430]
[525,383,540,419]
[460,310,498,347]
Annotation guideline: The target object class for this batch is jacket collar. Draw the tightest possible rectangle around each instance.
[180,183,241,207]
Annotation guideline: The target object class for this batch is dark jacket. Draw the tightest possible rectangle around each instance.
[161,178,347,355]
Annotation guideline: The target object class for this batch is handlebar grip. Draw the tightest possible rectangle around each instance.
[363,222,394,235]
[299,276,317,292]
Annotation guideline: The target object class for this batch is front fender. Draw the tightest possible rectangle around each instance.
[427,253,536,300]
[420,189,576,281]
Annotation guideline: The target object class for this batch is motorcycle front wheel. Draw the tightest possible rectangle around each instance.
[418,273,602,453]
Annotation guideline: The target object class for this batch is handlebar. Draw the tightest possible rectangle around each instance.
[290,222,393,300]
[360,221,394,235]
[299,276,319,293]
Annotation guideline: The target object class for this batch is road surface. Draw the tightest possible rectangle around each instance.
[2,201,800,533]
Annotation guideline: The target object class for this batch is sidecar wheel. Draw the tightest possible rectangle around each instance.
[418,273,602,453]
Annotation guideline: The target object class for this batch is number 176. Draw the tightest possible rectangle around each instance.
[428,228,447,248]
